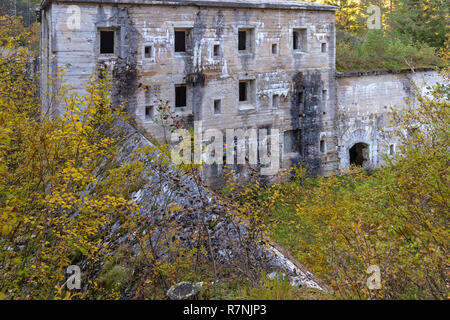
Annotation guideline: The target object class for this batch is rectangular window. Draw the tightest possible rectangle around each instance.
[293,31,298,50]
[321,43,327,52]
[100,30,114,54]
[238,30,247,51]
[293,29,307,52]
[175,85,187,107]
[144,45,153,59]
[175,30,186,52]
[322,89,328,100]
[239,82,247,102]
[214,99,221,114]
[272,43,278,55]
[272,94,280,108]
[145,106,154,120]
[320,139,325,153]
[238,29,254,52]
[213,44,220,57]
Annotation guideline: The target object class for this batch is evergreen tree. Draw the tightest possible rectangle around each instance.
[388,0,449,48]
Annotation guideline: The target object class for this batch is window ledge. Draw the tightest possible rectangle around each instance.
[98,54,116,59]
[174,52,192,57]
[238,103,256,111]
[283,152,300,159]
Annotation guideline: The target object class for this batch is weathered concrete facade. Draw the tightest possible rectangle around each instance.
[39,0,339,187]
[39,0,444,188]
[336,70,443,170]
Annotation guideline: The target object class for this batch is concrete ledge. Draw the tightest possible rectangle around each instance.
[40,0,340,11]
[336,67,436,78]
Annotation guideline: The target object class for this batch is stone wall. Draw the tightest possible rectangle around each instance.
[336,70,444,170]
[39,0,446,189]
[39,0,339,188]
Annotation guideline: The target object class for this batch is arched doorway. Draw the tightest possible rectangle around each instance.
[349,143,369,167]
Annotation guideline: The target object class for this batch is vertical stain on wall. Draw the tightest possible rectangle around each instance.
[291,70,323,175]
[101,6,141,118]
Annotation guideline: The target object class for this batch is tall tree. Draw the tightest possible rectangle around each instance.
[388,0,449,48]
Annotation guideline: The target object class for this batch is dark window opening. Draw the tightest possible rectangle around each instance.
[272,43,278,54]
[293,29,307,52]
[272,94,280,108]
[322,89,327,100]
[239,82,247,102]
[144,46,152,58]
[389,144,395,155]
[321,42,327,52]
[213,44,220,57]
[175,31,186,52]
[145,106,154,120]
[100,30,114,54]
[293,31,298,50]
[320,139,325,153]
[238,30,247,51]
[214,99,221,114]
[175,85,187,107]
[349,143,369,167]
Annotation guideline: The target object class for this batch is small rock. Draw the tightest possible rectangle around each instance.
[166,281,198,300]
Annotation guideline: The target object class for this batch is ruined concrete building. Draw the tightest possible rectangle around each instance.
[39,0,442,188]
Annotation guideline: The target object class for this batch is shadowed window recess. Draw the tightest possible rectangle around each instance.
[145,106,154,120]
[144,45,153,58]
[175,85,187,107]
[238,28,254,52]
[175,30,187,52]
[100,30,115,54]
[293,28,307,52]
[214,99,222,114]
[239,82,247,101]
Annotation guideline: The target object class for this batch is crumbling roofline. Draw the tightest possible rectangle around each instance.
[40,0,339,12]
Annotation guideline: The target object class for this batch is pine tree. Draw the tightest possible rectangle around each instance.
[388,0,449,48]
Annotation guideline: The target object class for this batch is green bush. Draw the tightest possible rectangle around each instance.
[336,30,445,72]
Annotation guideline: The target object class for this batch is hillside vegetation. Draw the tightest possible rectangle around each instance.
[0,1,449,299]
[320,0,448,72]
[226,72,449,299]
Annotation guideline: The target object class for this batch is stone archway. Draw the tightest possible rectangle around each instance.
[339,129,377,170]
[349,142,369,167]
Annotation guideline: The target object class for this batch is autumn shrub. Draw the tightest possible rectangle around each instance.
[0,23,272,299]
[0,32,145,298]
